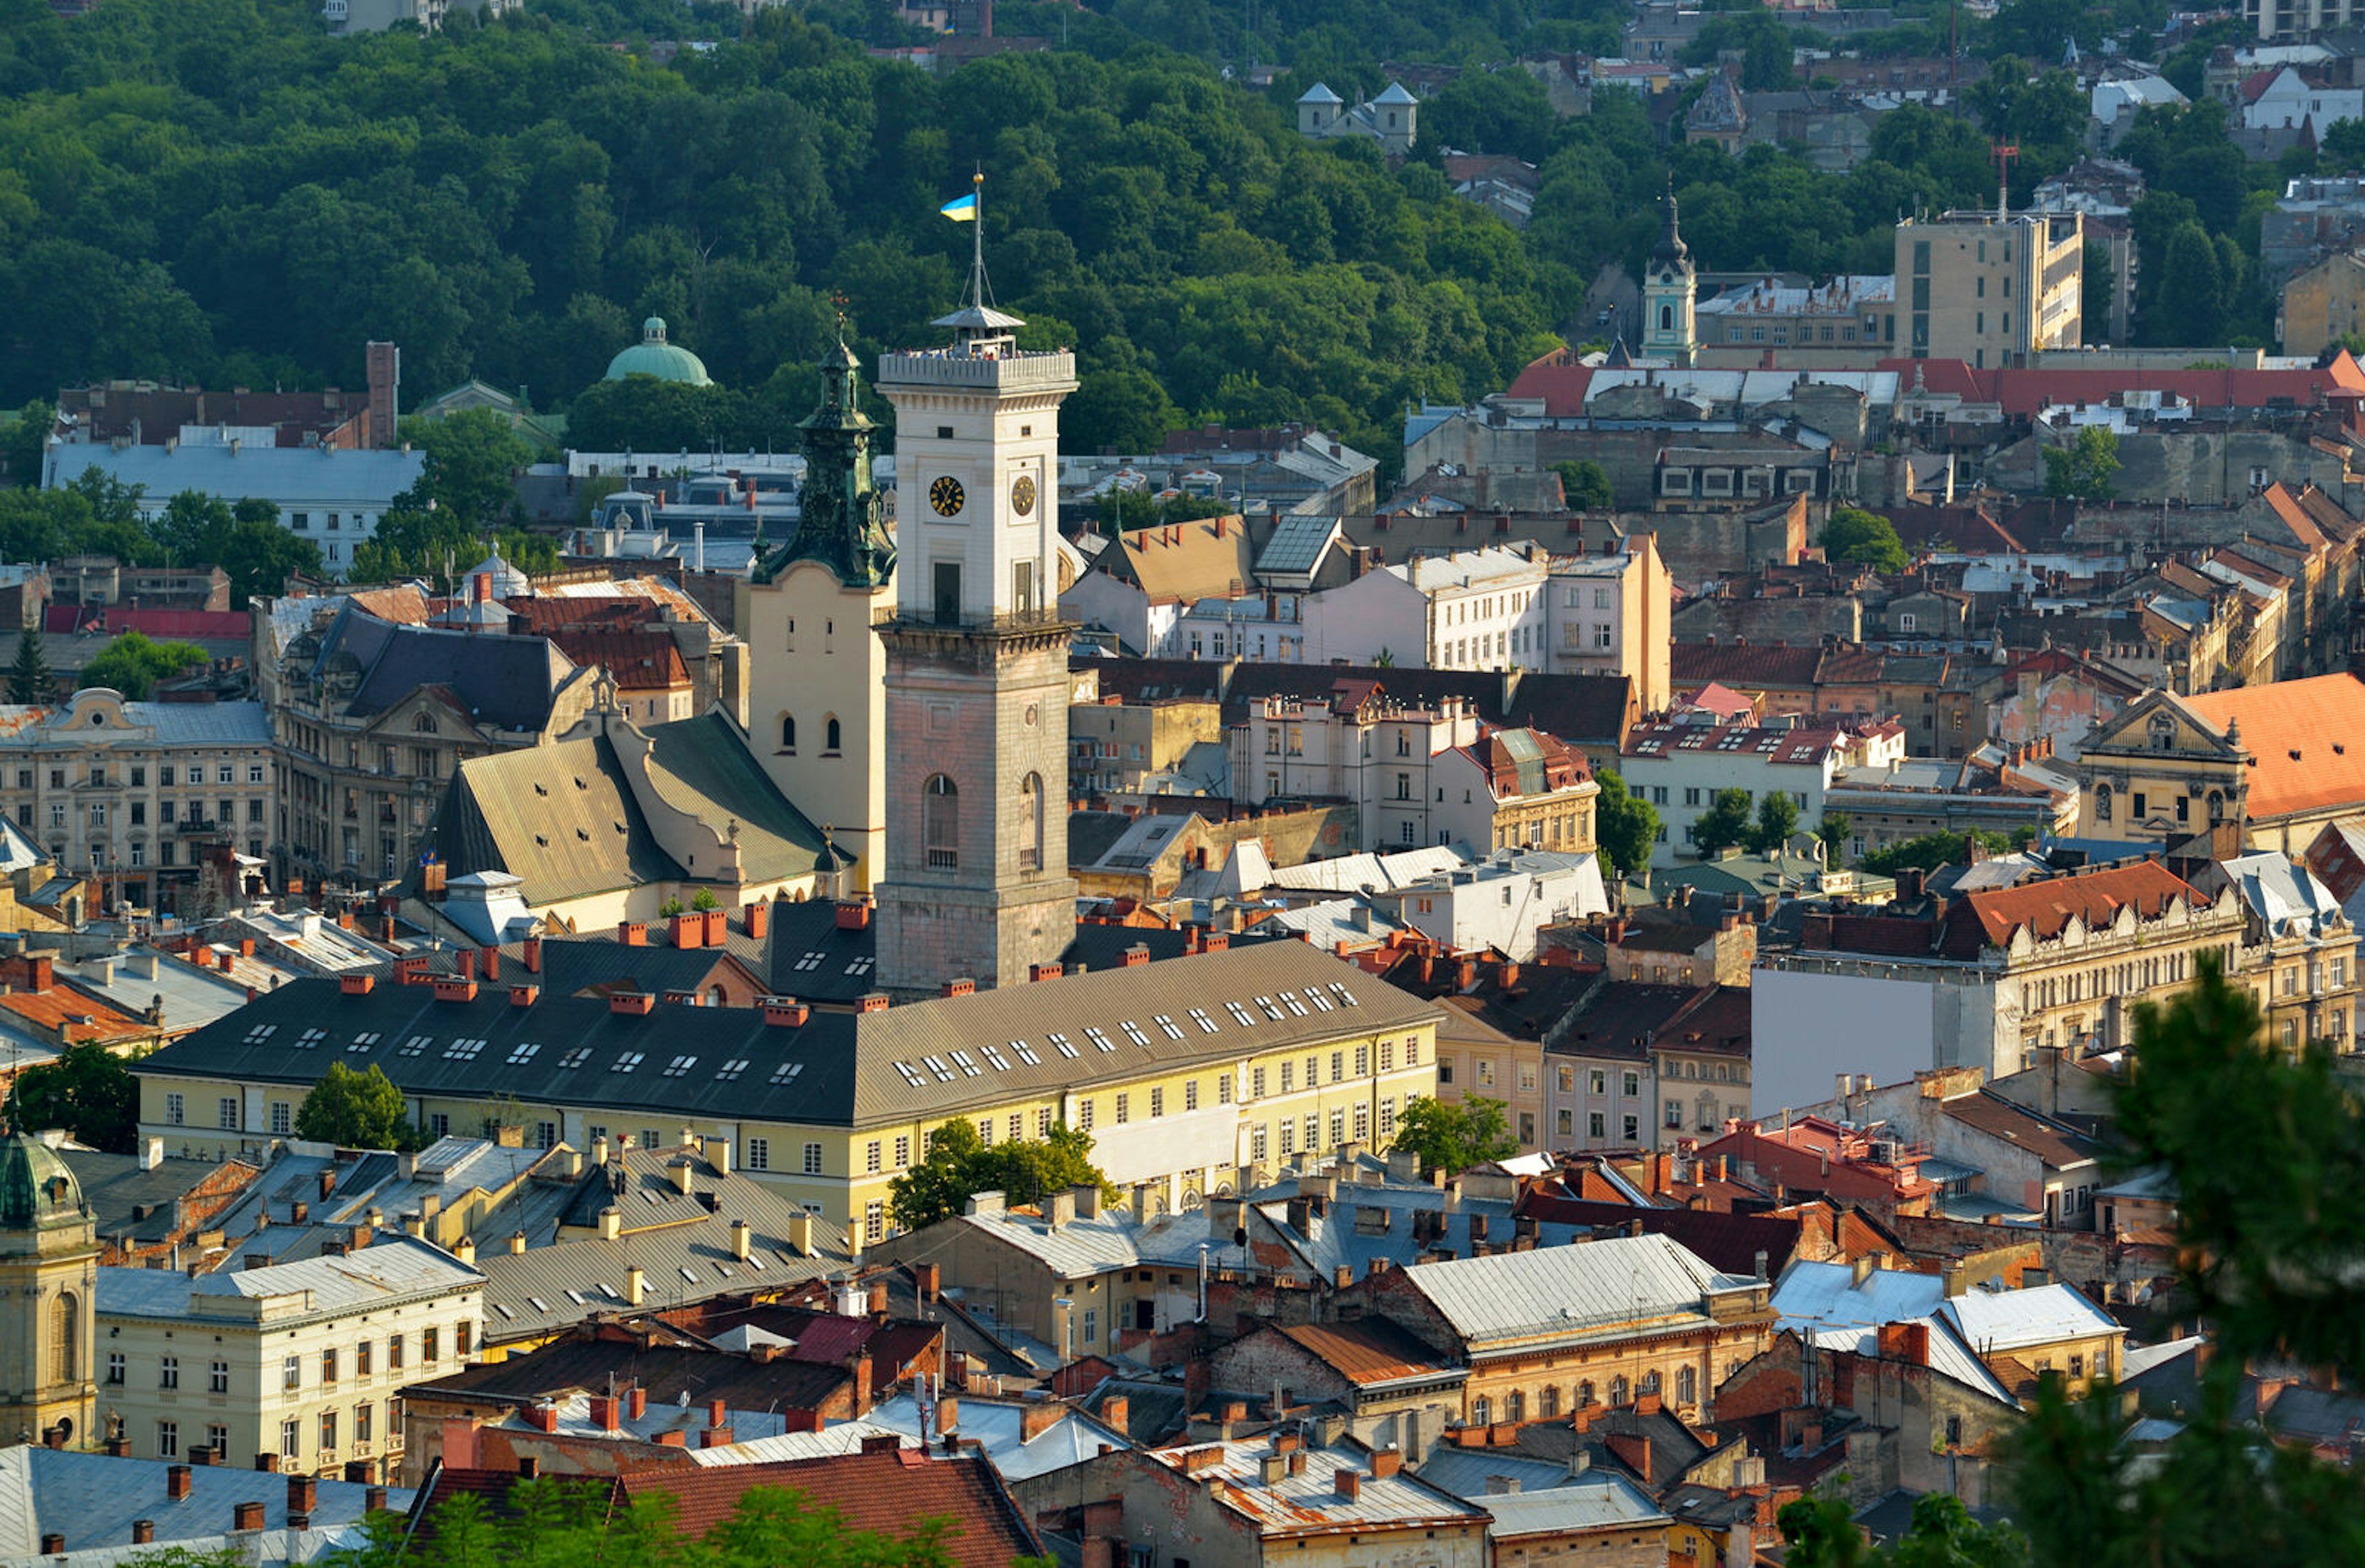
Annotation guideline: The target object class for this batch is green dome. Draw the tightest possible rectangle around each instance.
[0,1129,87,1234]
[605,317,711,386]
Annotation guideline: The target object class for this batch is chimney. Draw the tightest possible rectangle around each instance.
[232,1502,265,1533]
[522,936,542,973]
[287,1476,317,1517]
[456,947,475,982]
[762,997,812,1027]
[1099,1394,1126,1435]
[528,1403,559,1434]
[619,920,647,947]
[744,899,769,939]
[38,1534,62,1556]
[167,1465,193,1501]
[590,1394,621,1433]
[1335,1470,1362,1500]
[731,1219,751,1261]
[1123,944,1150,967]
[1021,1403,1062,1443]
[365,1487,387,1514]
[480,945,499,981]
[628,1386,647,1421]
[131,1522,155,1546]
[942,977,976,999]
[626,1266,645,1306]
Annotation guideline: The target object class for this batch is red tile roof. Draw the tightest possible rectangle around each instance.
[42,605,248,641]
[1276,1320,1458,1386]
[1668,644,1824,693]
[1876,355,2365,417]
[1953,859,2202,948]
[1505,350,1595,417]
[546,629,690,692]
[2180,674,2365,821]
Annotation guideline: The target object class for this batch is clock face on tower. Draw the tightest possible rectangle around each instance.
[1011,474,1038,516]
[929,475,966,517]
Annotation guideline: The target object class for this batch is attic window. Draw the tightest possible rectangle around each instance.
[565,1290,586,1306]
[923,1055,956,1082]
[981,1043,1012,1070]
[576,829,590,842]
[949,1049,982,1076]
[714,1059,750,1081]
[244,1024,280,1043]
[1189,1008,1221,1033]
[679,1267,698,1283]
[348,1033,381,1052]
[1011,1039,1041,1065]
[661,1054,697,1077]
[445,1038,485,1061]
[1226,1001,1255,1027]
[507,1042,541,1065]
[557,1047,592,1069]
[1330,982,1360,1006]
[535,836,548,847]
[770,1061,804,1085]
[294,1028,327,1049]
[527,1296,549,1312]
[1049,1033,1080,1059]
[534,783,548,796]
[1083,1027,1116,1053]
[1154,1014,1186,1040]
[610,1051,645,1073]
[794,951,827,972]
[398,1035,431,1056]
[493,1303,515,1319]
[1303,987,1335,1012]
[1120,1021,1151,1048]
[1255,995,1287,1021]
[573,777,586,790]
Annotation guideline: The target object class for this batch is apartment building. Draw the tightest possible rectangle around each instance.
[1894,210,2084,368]
[96,1237,483,1479]
[0,689,274,910]
[1543,538,1673,711]
[1229,689,1483,851]
[1618,716,1888,866]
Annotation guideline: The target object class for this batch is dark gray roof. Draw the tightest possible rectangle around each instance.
[425,733,680,903]
[59,1148,259,1251]
[312,606,580,732]
[135,941,1437,1132]
[641,711,835,882]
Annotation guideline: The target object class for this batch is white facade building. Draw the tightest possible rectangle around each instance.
[1366,849,1609,961]
[1618,717,1894,866]
[1230,690,1483,851]
[97,1237,483,1478]
[42,444,425,576]
[1307,546,1548,671]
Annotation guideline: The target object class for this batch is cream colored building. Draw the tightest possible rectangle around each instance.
[0,1130,99,1450]
[1896,210,2083,368]
[1545,537,1672,712]
[737,342,897,891]
[95,1235,482,1479]
[127,938,1440,1242]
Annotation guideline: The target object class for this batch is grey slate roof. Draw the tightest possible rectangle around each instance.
[426,733,682,903]
[134,940,1435,1131]
[1391,1233,1753,1350]
[0,1447,413,1564]
[99,1234,481,1320]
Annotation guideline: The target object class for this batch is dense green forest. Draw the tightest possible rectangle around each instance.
[0,0,2308,486]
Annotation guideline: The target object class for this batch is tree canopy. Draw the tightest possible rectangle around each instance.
[2041,424,2122,501]
[887,1117,1112,1232]
[1692,786,1755,857]
[78,631,208,701]
[1821,507,1910,574]
[11,1041,138,1152]
[1389,1093,1519,1177]
[294,1061,422,1151]
[1593,767,1660,878]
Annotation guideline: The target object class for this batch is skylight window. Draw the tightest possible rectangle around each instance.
[445,1038,485,1061]
[1083,1027,1116,1053]
[1226,1001,1255,1027]
[714,1059,750,1081]
[771,1061,805,1085]
[557,1047,592,1069]
[844,956,874,976]
[294,1027,327,1049]
[1120,1021,1150,1048]
[1303,987,1335,1012]
[661,1054,697,1078]
[1188,1008,1220,1033]
[982,1043,1012,1071]
[950,1049,982,1076]
[1255,995,1286,1021]
[506,1042,542,1065]
[244,1024,280,1044]
[1012,1039,1041,1066]
[1280,993,1308,1017]
[347,1032,381,1053]
[894,1061,926,1087]
[793,950,827,972]
[610,1051,645,1073]
[1153,1014,1186,1040]
[1049,1033,1080,1059]
[923,1055,956,1082]
[398,1035,431,1057]
[1330,982,1359,1006]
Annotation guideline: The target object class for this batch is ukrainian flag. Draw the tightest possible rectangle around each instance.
[940,192,979,222]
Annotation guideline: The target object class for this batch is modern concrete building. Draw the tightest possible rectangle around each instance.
[1894,209,2084,368]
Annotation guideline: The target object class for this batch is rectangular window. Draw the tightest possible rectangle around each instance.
[269,1101,291,1136]
[1114,1093,1130,1125]
[388,1335,403,1372]
[357,1341,372,1377]
[865,1200,884,1243]
[320,1410,338,1455]
[209,1359,228,1394]
[745,1138,770,1172]
[166,1093,184,1126]
[283,1355,301,1392]
[802,1141,822,1174]
[356,1402,373,1444]
[865,1140,882,1174]
[422,1327,439,1363]
[158,1421,178,1460]
[218,1097,238,1131]
[280,1420,301,1460]
[159,1355,179,1390]
[322,1347,338,1385]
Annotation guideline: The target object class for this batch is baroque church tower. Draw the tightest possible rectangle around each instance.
[1643,181,1697,367]
[872,198,1078,992]
[0,1118,96,1449]
[737,330,897,890]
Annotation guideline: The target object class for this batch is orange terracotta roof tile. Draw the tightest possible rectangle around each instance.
[2181,674,2365,820]
[0,984,145,1042]
[1957,860,2202,948]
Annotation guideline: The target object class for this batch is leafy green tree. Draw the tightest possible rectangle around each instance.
[1592,768,1660,878]
[2082,243,2117,345]
[1553,459,1614,509]
[1747,789,1800,854]
[77,631,207,701]
[147,493,320,607]
[11,1041,138,1152]
[1999,957,2365,1567]
[1821,507,1910,573]
[888,1117,1112,1232]
[1390,1094,1519,1177]
[399,410,535,532]
[293,1062,422,1151]
[1858,829,2015,875]
[7,628,47,705]
[2042,424,2121,501]
[1781,1490,2029,1567]
[1816,812,1850,867]
[1692,787,1755,856]
[2156,220,2227,345]
[1,399,50,489]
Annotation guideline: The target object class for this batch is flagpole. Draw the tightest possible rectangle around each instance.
[971,167,985,310]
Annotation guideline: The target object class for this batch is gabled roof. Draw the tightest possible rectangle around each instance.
[1391,1232,1755,1349]
[1950,860,2204,950]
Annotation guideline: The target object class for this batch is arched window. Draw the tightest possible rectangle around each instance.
[1639,1369,1662,1396]
[1505,1391,1525,1421]
[1659,304,1673,331]
[1470,1396,1491,1426]
[2094,783,2113,822]
[413,713,439,734]
[1609,1375,1629,1406]
[780,715,796,751]
[924,775,959,869]
[1577,1380,1595,1408]
[1018,773,1044,872]
[825,715,842,754]
[50,1291,75,1383]
[2207,790,2225,823]
[708,985,726,1007]
[1677,1365,1697,1405]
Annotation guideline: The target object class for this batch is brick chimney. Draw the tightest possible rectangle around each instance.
[744,899,769,939]
[166,1465,192,1501]
[1021,1402,1062,1442]
[287,1476,317,1517]
[232,1502,265,1533]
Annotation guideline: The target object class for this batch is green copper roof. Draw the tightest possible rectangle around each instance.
[752,329,895,591]
[0,1126,87,1234]
[605,318,711,387]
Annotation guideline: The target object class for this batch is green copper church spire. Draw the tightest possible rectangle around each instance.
[753,308,895,589]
